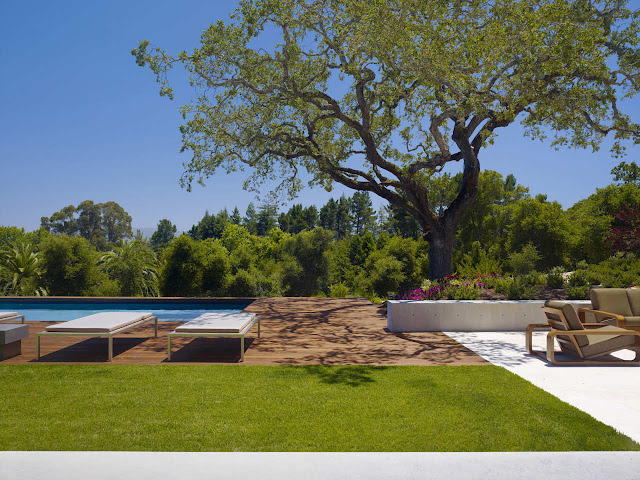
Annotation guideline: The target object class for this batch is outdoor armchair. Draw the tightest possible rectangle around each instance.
[578,288,640,332]
[526,300,640,365]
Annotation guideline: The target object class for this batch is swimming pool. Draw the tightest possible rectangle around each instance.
[0,300,253,323]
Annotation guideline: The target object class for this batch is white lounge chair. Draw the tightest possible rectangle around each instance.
[0,311,25,323]
[36,312,158,361]
[167,312,260,362]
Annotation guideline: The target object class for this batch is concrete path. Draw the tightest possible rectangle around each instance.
[446,331,640,443]
[2,451,640,480]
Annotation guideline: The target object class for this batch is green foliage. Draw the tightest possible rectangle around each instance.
[319,196,352,240]
[41,201,132,250]
[358,255,405,298]
[159,236,230,296]
[546,267,566,289]
[0,243,47,296]
[506,198,569,270]
[456,241,502,278]
[586,254,640,288]
[150,219,177,251]
[611,161,640,185]
[508,244,541,275]
[442,284,480,300]
[494,277,540,300]
[188,209,229,240]
[100,240,160,297]
[40,235,105,296]
[226,269,258,297]
[567,183,640,263]
[280,228,332,296]
[328,283,351,298]
[278,204,318,233]
[568,270,590,287]
[566,285,590,300]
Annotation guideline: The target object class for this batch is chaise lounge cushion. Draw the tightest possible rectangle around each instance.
[590,288,633,317]
[0,312,19,320]
[45,312,153,333]
[175,312,257,334]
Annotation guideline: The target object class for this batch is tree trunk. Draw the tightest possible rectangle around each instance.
[428,228,455,280]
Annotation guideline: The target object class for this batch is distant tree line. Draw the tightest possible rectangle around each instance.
[1,162,640,299]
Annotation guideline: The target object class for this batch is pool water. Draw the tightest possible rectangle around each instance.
[0,301,252,323]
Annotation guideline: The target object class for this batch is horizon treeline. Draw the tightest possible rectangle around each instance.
[1,163,640,299]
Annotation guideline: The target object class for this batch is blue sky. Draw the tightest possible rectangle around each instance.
[1,0,638,233]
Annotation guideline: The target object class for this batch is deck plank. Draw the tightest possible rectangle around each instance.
[0,297,487,365]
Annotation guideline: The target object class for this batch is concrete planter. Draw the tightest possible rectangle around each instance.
[387,299,592,332]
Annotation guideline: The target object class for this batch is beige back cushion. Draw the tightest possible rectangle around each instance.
[545,300,588,347]
[626,289,640,316]
[590,288,633,317]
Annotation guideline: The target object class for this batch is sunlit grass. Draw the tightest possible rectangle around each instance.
[0,365,637,451]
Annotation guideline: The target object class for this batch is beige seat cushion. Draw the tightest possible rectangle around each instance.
[627,289,640,316]
[0,312,19,320]
[590,288,633,317]
[581,326,637,358]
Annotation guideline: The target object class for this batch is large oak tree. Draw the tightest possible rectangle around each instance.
[133,0,640,278]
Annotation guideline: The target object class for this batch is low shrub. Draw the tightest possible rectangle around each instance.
[442,284,480,300]
[328,283,350,297]
[546,267,565,289]
[568,270,590,287]
[566,285,590,300]
[494,277,540,300]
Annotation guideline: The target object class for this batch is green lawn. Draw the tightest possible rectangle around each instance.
[0,364,636,451]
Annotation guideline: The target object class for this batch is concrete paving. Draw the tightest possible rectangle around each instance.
[446,330,640,443]
[2,451,640,480]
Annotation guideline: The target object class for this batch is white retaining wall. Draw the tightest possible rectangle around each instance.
[387,300,592,332]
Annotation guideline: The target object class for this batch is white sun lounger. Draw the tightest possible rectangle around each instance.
[167,312,260,362]
[36,312,158,361]
[0,311,25,323]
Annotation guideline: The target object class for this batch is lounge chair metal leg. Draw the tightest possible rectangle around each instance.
[108,336,113,362]
[154,317,158,337]
[168,335,172,362]
[241,336,244,362]
[36,335,40,360]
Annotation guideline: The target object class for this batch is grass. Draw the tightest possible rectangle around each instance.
[0,364,637,451]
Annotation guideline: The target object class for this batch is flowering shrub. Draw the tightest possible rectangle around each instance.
[392,274,492,300]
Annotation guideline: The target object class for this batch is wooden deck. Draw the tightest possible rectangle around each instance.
[1,298,488,365]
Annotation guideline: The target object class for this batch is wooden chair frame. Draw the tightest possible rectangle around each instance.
[526,307,640,365]
[36,315,158,362]
[577,307,640,332]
